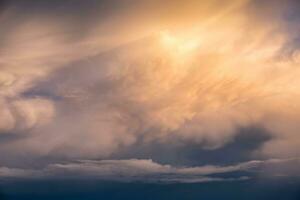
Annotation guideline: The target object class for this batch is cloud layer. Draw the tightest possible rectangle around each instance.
[0,0,300,177]
[1,158,299,183]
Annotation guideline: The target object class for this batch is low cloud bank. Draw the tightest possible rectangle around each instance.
[0,158,298,183]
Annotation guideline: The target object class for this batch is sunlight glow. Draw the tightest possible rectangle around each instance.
[159,31,200,58]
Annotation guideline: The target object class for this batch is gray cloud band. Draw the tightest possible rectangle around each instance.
[0,158,299,183]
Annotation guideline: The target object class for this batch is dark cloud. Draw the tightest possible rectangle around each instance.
[110,127,271,166]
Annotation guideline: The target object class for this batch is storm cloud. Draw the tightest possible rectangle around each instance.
[0,0,300,181]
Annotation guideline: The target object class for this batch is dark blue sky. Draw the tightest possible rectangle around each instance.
[1,178,300,200]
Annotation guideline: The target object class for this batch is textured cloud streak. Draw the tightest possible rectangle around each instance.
[0,0,300,169]
[0,158,299,183]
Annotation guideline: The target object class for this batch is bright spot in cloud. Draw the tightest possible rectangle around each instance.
[159,30,200,59]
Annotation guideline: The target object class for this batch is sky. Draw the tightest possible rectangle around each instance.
[0,0,300,199]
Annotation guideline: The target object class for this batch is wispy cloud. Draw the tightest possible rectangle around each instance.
[0,0,300,173]
[0,158,298,183]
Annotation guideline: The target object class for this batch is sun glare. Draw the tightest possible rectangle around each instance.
[159,31,200,58]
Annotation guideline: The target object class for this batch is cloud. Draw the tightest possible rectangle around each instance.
[0,167,36,178]
[0,0,300,169]
[0,158,299,183]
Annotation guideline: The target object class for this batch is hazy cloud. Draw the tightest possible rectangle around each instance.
[1,158,299,183]
[0,0,300,175]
